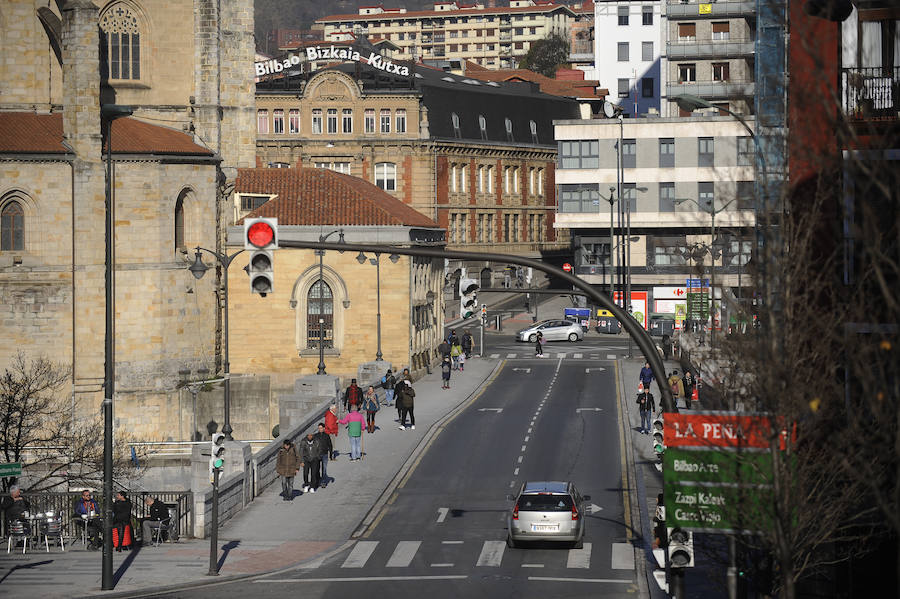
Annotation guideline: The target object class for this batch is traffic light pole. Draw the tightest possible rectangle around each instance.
[279,241,676,413]
[207,468,220,576]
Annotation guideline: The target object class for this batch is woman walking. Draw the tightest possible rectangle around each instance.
[362,385,380,433]
[451,340,462,370]
[535,331,544,357]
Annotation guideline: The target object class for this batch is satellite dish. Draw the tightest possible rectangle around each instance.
[603,102,616,118]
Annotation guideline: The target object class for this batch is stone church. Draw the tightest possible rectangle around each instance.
[0,0,256,440]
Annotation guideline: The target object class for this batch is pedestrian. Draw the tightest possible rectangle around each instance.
[112,490,133,551]
[140,496,168,546]
[339,405,366,460]
[450,340,462,370]
[343,378,363,413]
[448,329,459,347]
[639,361,654,391]
[381,368,396,406]
[682,370,695,410]
[299,432,322,492]
[458,347,466,371]
[276,439,300,500]
[324,404,340,460]
[637,388,656,434]
[534,331,544,357]
[74,489,102,549]
[314,423,333,487]
[667,370,685,408]
[504,270,511,288]
[363,385,380,433]
[441,356,452,389]
[461,330,474,358]
[396,378,416,430]
[437,339,451,360]
[397,368,412,422]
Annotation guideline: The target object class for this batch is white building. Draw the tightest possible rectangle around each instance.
[592,0,665,117]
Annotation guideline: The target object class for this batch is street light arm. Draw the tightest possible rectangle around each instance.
[287,240,676,413]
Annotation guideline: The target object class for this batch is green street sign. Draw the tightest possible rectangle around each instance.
[0,462,22,477]
[687,292,709,319]
[664,483,774,532]
[664,448,773,486]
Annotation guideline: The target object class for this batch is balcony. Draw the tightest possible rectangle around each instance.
[667,39,754,60]
[667,79,755,99]
[666,0,756,19]
[842,67,900,121]
[499,32,512,41]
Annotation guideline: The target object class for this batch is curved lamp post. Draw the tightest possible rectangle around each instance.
[316,229,345,374]
[356,251,400,361]
[188,246,245,440]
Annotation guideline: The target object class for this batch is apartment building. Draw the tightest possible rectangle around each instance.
[664,0,757,116]
[316,0,574,69]
[592,0,665,116]
[553,115,756,330]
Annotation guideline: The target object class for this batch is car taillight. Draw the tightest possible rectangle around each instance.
[571,505,579,521]
[513,505,519,520]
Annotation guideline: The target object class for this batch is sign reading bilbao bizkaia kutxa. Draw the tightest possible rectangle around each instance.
[255,45,411,78]
[664,411,772,449]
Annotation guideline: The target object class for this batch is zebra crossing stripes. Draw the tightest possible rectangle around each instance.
[567,543,592,569]
[475,541,506,567]
[506,353,517,358]
[386,541,421,568]
[573,353,583,358]
[341,541,378,568]
[490,354,500,358]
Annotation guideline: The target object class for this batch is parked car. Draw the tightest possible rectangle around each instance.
[515,320,583,343]
[506,481,590,548]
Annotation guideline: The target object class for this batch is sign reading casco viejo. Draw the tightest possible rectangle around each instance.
[254,45,411,77]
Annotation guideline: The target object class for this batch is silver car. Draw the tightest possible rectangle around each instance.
[516,319,584,343]
[506,481,590,548]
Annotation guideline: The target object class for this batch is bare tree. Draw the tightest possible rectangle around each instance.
[0,352,148,493]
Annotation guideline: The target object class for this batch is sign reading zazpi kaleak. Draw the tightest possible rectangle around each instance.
[255,45,411,77]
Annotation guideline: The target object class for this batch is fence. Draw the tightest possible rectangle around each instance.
[1,490,193,539]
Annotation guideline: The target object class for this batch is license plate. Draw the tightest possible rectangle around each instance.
[531,524,559,532]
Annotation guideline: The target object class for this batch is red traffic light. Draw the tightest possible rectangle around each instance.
[246,221,275,248]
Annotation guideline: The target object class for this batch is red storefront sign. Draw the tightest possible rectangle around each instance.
[664,413,772,449]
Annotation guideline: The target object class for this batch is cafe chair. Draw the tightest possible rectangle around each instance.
[151,516,172,547]
[6,520,29,554]
[42,517,65,552]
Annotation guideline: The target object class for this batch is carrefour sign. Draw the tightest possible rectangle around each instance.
[254,45,410,77]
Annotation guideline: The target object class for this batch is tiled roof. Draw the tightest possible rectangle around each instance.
[236,168,440,228]
[318,3,573,22]
[463,68,607,99]
[0,112,213,156]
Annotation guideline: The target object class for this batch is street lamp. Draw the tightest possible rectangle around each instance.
[357,251,400,361]
[674,196,736,349]
[101,103,132,591]
[188,246,245,440]
[598,186,617,302]
[315,229,345,374]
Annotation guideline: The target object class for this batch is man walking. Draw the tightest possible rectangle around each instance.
[437,338,451,361]
[396,378,416,430]
[667,370,685,409]
[276,439,300,501]
[637,388,656,434]
[534,331,544,358]
[343,378,363,413]
[682,370,695,410]
[315,422,333,487]
[381,369,396,406]
[639,361,654,391]
[461,330,474,358]
[299,433,322,492]
[339,405,366,460]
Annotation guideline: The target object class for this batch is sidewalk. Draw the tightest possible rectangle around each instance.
[0,357,503,599]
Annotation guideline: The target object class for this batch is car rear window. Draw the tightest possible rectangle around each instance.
[517,494,574,511]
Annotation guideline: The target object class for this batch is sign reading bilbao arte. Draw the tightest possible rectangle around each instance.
[254,45,411,77]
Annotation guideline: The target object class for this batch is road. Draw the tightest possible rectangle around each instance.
[150,344,640,599]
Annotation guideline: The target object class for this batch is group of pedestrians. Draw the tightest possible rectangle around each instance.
[276,421,335,500]
[636,362,698,430]
[439,329,474,389]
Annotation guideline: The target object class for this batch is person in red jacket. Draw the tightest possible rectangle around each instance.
[324,404,339,460]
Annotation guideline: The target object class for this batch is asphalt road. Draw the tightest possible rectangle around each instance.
[149,351,640,599]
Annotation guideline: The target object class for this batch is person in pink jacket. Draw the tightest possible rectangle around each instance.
[338,405,366,461]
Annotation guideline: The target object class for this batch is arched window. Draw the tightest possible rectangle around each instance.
[174,194,185,252]
[99,3,143,81]
[307,280,334,349]
[1,201,24,251]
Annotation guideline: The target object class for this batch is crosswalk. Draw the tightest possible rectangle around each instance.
[328,539,634,571]
[489,353,616,360]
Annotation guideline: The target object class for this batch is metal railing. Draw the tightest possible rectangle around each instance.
[666,39,754,59]
[666,0,756,19]
[666,79,755,99]
[842,66,899,120]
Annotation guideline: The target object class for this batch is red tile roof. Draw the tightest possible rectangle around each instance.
[0,112,214,156]
[463,67,607,99]
[236,168,440,228]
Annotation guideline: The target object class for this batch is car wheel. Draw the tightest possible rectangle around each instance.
[568,333,579,342]
[573,537,584,550]
[507,534,518,549]
[528,333,537,343]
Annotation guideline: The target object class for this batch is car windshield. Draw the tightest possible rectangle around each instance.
[517,494,573,511]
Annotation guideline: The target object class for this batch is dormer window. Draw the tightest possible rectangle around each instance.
[529,120,538,144]
[505,118,514,142]
[451,112,461,138]
[478,115,487,140]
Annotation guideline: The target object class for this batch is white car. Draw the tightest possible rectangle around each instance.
[516,319,584,343]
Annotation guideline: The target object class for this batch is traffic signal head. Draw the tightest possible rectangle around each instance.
[243,218,278,250]
[248,250,274,296]
[667,527,695,568]
[209,433,226,480]
[652,415,665,454]
[459,278,478,319]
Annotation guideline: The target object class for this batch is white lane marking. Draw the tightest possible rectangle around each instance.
[573,353,583,359]
[556,353,566,359]
[611,543,635,570]
[524,436,530,442]
[476,541,506,567]
[431,563,454,567]
[587,503,603,514]
[576,407,603,413]
[585,367,606,373]
[517,456,523,463]
[521,445,527,452]
[522,564,545,568]
[567,543,592,569]
[527,428,532,433]
[257,576,469,583]
[442,540,464,544]
[490,354,500,358]
[436,507,449,523]
[514,467,519,475]
[478,408,503,413]
[527,577,632,584]
[606,354,617,360]
[590,354,600,358]
[507,353,517,358]
[386,541,421,568]
[510,481,517,488]
[341,541,378,568]
[513,367,532,373]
